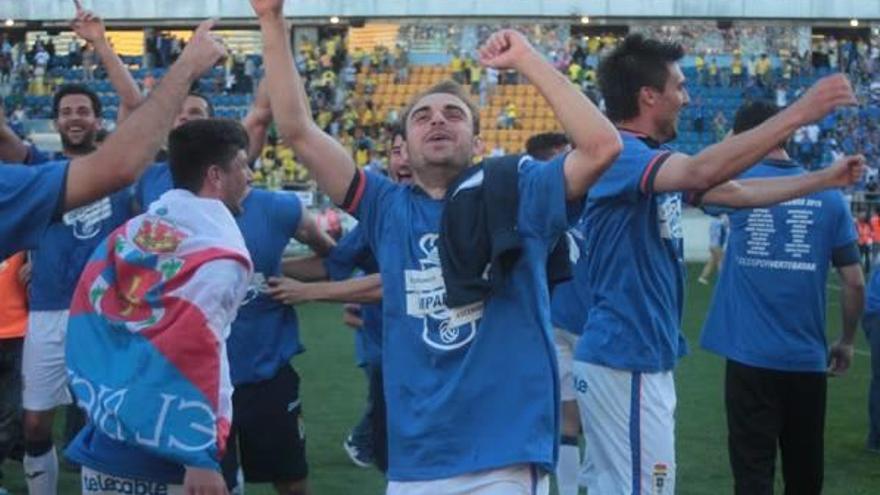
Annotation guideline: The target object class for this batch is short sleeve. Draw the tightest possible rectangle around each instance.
[324,224,377,281]
[832,193,858,249]
[590,146,673,202]
[24,144,51,166]
[349,171,397,250]
[518,153,582,240]
[0,162,68,259]
[272,191,303,237]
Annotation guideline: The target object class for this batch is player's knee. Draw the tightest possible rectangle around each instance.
[22,410,53,443]
[561,400,581,436]
[273,479,309,495]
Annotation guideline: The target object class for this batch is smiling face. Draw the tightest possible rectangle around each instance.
[55,93,100,155]
[642,62,690,143]
[388,133,412,184]
[173,95,212,129]
[404,92,480,179]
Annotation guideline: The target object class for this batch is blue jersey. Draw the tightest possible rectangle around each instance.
[351,153,579,481]
[550,218,590,335]
[29,190,133,311]
[135,162,174,210]
[0,162,68,259]
[24,145,133,310]
[867,269,880,320]
[700,159,858,372]
[574,130,688,372]
[228,189,304,385]
[324,224,382,367]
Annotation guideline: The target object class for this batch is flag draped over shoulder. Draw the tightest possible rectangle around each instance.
[66,190,252,470]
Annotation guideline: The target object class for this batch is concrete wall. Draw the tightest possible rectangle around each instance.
[0,0,877,22]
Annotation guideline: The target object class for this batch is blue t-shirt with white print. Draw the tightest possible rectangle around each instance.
[351,153,580,481]
[25,146,133,311]
[228,188,304,385]
[700,159,858,372]
[574,130,689,372]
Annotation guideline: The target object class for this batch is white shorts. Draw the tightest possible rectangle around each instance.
[572,362,676,495]
[81,467,184,494]
[386,464,549,495]
[554,328,578,402]
[22,310,73,411]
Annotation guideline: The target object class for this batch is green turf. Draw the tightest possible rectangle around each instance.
[2,265,879,494]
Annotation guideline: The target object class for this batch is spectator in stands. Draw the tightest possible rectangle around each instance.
[713,110,728,142]
[731,51,744,87]
[756,53,772,87]
[0,53,10,85]
[469,62,482,95]
[450,52,465,84]
[693,97,706,140]
[695,51,705,85]
[708,57,719,86]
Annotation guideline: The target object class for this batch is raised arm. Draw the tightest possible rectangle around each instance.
[251,0,356,203]
[64,20,225,210]
[655,74,856,193]
[478,30,621,200]
[241,77,273,163]
[71,4,144,122]
[701,155,865,208]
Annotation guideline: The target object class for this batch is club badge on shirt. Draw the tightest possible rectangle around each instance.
[404,233,481,351]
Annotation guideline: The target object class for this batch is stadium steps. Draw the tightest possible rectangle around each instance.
[348,23,400,52]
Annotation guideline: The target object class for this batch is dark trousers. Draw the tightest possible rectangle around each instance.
[726,359,826,495]
[350,363,387,473]
[0,337,24,482]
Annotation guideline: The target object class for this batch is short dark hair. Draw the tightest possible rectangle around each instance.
[53,84,101,119]
[187,91,215,117]
[525,132,569,161]
[388,122,404,142]
[401,80,480,137]
[598,34,685,122]
[732,100,780,135]
[168,119,249,193]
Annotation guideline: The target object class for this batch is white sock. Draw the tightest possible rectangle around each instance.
[556,442,581,495]
[23,447,58,495]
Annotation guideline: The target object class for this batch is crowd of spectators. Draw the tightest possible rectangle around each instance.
[7,22,880,192]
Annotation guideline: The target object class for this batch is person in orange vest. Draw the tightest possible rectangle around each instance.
[858,212,874,273]
[0,252,28,494]
[870,210,880,266]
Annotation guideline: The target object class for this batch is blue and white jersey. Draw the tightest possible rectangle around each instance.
[700,159,858,372]
[323,224,382,367]
[29,190,134,311]
[25,145,133,311]
[0,162,69,259]
[349,153,581,481]
[228,189,304,385]
[550,217,591,336]
[574,130,689,372]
